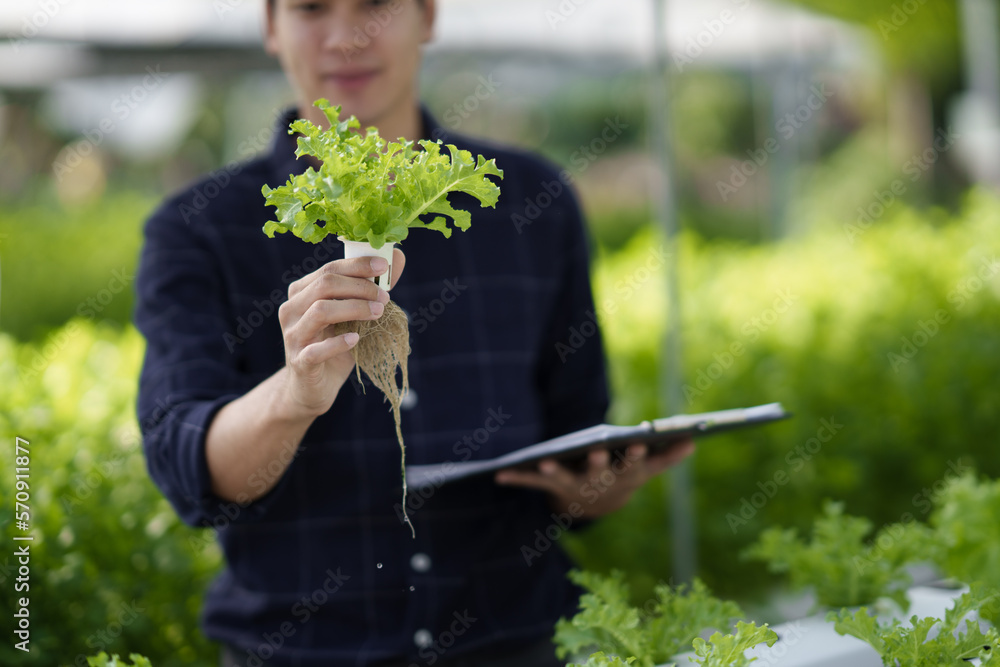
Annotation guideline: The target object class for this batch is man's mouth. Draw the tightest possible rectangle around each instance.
[325,69,379,92]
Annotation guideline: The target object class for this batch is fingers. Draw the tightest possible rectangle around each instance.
[495,457,579,494]
[493,468,561,494]
[290,296,386,347]
[645,439,696,476]
[280,262,389,343]
[298,331,360,366]
[288,256,391,300]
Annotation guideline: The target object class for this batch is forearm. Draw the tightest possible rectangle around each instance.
[205,255,397,505]
[204,366,319,503]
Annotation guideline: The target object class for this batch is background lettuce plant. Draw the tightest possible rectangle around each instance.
[741,500,933,610]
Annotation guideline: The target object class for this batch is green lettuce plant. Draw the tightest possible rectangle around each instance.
[85,653,153,667]
[554,569,743,667]
[691,621,779,667]
[262,98,503,248]
[929,471,1000,625]
[569,653,637,667]
[742,500,934,610]
[828,583,999,665]
[566,621,777,667]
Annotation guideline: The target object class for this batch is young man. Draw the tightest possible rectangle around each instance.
[133,1,695,665]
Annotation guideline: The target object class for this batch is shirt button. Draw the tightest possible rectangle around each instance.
[401,388,418,411]
[413,628,433,648]
[410,552,431,572]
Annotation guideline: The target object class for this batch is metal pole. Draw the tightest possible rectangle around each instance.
[958,0,1000,188]
[959,0,1000,110]
[648,0,695,583]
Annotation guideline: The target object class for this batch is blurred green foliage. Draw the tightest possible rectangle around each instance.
[0,192,153,342]
[565,187,1000,603]
[0,320,222,666]
[786,0,961,96]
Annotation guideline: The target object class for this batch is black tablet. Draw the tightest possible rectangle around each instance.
[406,403,792,490]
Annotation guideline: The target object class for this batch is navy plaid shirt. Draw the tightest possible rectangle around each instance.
[134,105,610,666]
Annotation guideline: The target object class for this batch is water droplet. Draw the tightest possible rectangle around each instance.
[376,563,383,569]
[409,586,415,592]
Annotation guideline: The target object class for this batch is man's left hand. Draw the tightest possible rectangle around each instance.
[494,440,695,519]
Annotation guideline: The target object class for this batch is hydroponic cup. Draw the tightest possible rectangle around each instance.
[339,236,396,291]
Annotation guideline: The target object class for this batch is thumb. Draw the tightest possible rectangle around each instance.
[389,248,406,290]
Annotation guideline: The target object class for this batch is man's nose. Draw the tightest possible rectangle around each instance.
[321,10,367,54]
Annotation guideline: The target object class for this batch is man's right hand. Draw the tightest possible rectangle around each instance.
[276,249,406,419]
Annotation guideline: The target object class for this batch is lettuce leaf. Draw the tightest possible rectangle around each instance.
[554,569,744,667]
[742,500,934,610]
[828,582,999,665]
[569,652,639,667]
[261,98,503,248]
[690,621,778,667]
[930,472,1000,625]
[85,653,153,667]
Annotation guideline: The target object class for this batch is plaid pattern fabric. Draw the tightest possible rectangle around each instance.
[134,106,610,666]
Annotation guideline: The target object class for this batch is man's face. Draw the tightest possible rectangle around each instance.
[265,0,434,128]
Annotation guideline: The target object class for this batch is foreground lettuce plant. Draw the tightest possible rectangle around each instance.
[262,98,503,248]
[554,569,743,667]
[85,653,152,667]
[261,99,503,535]
[828,582,999,665]
[565,620,777,667]
[691,621,779,667]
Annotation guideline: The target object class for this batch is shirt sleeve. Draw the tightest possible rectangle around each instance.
[534,180,612,533]
[133,197,289,529]
[535,183,611,440]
